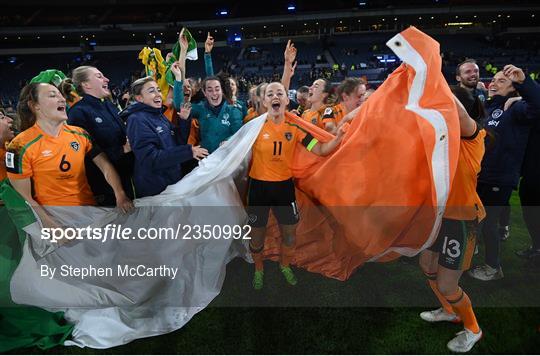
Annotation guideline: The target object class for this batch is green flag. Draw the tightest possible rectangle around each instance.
[184,28,198,61]
[170,28,198,63]
[0,179,74,352]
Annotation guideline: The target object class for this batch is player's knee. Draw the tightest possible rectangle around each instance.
[436,279,458,297]
[419,251,437,274]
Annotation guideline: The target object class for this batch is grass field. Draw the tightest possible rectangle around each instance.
[15,193,540,354]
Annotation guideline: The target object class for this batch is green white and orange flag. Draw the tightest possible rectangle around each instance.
[0,27,460,349]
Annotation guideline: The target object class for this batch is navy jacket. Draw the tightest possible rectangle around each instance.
[68,94,134,202]
[123,103,193,198]
[480,77,540,188]
[68,95,127,162]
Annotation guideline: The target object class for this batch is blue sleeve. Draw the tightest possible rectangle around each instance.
[68,104,125,162]
[103,141,125,163]
[127,114,193,171]
[67,106,90,131]
[514,76,540,124]
[204,53,214,77]
[177,117,192,144]
[173,80,184,111]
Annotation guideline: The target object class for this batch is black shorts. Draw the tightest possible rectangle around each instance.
[247,178,300,228]
[428,218,478,271]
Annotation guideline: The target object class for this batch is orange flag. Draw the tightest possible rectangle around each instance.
[263,27,460,280]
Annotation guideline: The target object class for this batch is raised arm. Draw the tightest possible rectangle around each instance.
[204,32,215,76]
[171,62,184,110]
[281,40,297,92]
[453,95,478,137]
[177,28,189,82]
[504,65,540,123]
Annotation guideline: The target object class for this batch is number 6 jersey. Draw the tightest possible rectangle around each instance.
[6,123,100,206]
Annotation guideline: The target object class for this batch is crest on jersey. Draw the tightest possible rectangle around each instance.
[70,141,80,152]
[324,107,333,116]
[311,118,317,125]
[492,109,503,119]
[284,132,293,141]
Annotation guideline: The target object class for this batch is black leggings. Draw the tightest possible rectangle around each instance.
[477,182,514,269]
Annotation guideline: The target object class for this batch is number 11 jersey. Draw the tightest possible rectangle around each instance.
[249,116,318,182]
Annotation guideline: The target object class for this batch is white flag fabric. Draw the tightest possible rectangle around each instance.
[9,116,267,348]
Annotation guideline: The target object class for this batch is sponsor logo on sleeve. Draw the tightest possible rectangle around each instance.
[5,152,14,169]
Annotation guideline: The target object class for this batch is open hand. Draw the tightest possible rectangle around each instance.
[284,40,297,64]
[192,145,209,160]
[170,61,183,81]
[178,102,192,120]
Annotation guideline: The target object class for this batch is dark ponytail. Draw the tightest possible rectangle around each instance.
[58,78,77,104]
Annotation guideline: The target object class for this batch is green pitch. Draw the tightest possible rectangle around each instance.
[14,193,540,354]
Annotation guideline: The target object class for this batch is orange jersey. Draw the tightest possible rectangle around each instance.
[163,105,175,122]
[445,128,486,221]
[243,108,258,124]
[326,103,346,125]
[6,124,98,206]
[249,117,318,181]
[0,147,6,181]
[301,106,335,130]
[67,91,82,109]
